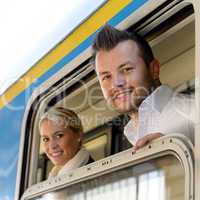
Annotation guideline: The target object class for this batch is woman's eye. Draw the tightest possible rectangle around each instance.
[55,133,63,139]
[42,137,49,143]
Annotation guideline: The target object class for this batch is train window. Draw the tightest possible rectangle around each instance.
[34,157,179,200]
[21,136,194,200]
[35,126,112,182]
[83,132,111,161]
[34,3,195,182]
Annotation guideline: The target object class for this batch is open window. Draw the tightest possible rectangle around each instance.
[21,135,194,200]
[18,0,196,199]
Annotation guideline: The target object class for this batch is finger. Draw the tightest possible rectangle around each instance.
[132,146,137,153]
[134,133,163,150]
[135,136,149,149]
[147,133,163,141]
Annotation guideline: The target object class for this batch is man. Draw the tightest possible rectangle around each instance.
[92,25,194,149]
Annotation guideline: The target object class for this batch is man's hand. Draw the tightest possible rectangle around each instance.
[133,133,163,150]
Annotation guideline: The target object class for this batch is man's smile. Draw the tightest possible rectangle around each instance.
[113,89,133,101]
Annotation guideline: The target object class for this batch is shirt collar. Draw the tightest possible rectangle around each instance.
[49,147,89,178]
[58,147,89,176]
[140,85,174,113]
[124,85,174,145]
[124,119,138,145]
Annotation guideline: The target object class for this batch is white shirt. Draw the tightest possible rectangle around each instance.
[49,147,90,178]
[44,148,90,199]
[124,85,195,145]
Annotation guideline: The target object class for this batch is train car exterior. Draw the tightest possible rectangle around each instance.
[0,0,199,199]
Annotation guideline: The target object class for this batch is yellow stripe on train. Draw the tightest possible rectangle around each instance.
[0,0,131,109]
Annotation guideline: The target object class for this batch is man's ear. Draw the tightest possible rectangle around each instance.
[149,59,160,80]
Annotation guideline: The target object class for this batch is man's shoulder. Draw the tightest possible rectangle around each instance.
[164,91,195,122]
[169,91,194,106]
[156,84,194,107]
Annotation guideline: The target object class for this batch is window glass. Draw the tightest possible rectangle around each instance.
[25,155,185,200]
[83,134,110,160]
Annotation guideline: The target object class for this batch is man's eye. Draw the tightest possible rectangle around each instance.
[42,137,49,143]
[102,74,111,81]
[121,67,134,73]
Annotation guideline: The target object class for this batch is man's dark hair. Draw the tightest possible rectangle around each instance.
[92,25,154,66]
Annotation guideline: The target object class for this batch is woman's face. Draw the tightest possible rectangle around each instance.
[40,118,81,166]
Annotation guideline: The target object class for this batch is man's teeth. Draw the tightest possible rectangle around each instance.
[116,91,130,98]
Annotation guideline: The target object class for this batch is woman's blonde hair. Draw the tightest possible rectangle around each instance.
[39,107,83,133]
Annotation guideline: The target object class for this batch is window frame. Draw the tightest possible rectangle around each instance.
[21,134,194,200]
[190,0,200,199]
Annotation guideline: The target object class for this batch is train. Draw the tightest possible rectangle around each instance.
[0,0,199,199]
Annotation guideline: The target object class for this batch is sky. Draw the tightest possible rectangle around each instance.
[0,0,105,95]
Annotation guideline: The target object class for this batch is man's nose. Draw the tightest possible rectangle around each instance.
[112,73,126,88]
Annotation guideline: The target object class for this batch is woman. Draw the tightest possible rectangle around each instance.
[39,107,94,178]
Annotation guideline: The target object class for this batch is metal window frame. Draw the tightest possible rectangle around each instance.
[21,134,194,200]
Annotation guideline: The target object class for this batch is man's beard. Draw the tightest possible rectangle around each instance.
[109,95,145,114]
[107,85,155,114]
